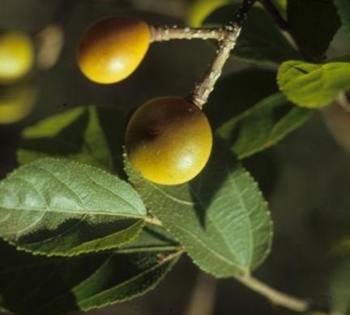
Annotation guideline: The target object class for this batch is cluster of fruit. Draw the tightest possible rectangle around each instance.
[77,16,213,185]
[0,30,36,124]
[0,15,216,185]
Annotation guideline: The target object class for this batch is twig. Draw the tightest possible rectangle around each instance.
[188,25,241,108]
[236,274,309,312]
[188,0,256,108]
[151,26,225,42]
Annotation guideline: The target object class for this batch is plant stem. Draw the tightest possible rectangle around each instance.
[144,215,163,226]
[236,274,309,312]
[188,26,241,109]
[188,0,257,109]
[151,26,225,42]
[260,0,289,31]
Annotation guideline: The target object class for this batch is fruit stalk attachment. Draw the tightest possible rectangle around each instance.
[189,0,257,109]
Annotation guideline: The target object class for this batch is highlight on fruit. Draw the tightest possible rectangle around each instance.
[77,16,151,84]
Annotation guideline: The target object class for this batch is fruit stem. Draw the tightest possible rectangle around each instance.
[188,0,256,109]
[151,26,225,42]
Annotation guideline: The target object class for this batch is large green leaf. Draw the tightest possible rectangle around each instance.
[335,0,350,42]
[0,158,146,256]
[206,4,300,65]
[218,93,313,158]
[18,106,113,171]
[278,60,350,108]
[0,241,180,315]
[125,143,273,278]
[287,0,340,60]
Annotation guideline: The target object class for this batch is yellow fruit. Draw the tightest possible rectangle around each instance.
[0,84,37,124]
[0,30,34,84]
[125,97,213,185]
[77,16,151,84]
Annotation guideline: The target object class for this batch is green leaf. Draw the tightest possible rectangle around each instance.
[18,106,113,171]
[278,60,350,108]
[335,0,350,42]
[0,158,146,256]
[287,0,340,60]
[125,142,273,278]
[117,225,179,254]
[218,93,313,158]
[0,241,180,315]
[271,0,287,19]
[206,4,300,65]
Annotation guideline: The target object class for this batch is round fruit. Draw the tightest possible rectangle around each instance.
[125,97,213,185]
[77,16,151,84]
[0,84,37,124]
[0,30,34,84]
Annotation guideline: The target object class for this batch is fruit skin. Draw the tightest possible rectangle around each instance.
[77,16,151,84]
[0,84,37,124]
[125,97,213,185]
[0,30,34,84]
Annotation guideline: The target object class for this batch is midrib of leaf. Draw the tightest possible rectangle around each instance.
[0,167,144,219]
[34,163,141,215]
[85,173,140,213]
[145,179,250,274]
[174,223,245,272]
[0,206,144,219]
[191,182,248,270]
[115,245,178,254]
[227,170,254,268]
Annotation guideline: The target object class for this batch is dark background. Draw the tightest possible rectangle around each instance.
[1,0,350,314]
